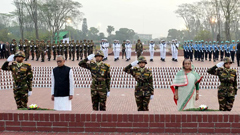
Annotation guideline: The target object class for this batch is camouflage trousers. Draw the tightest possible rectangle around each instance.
[218,88,235,111]
[13,90,28,109]
[137,51,142,58]
[135,93,150,111]
[91,90,107,111]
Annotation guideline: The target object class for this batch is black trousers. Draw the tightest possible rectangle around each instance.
[209,51,212,60]
[204,51,208,60]
[189,51,193,60]
[237,52,240,66]
[220,51,224,60]
[230,51,235,62]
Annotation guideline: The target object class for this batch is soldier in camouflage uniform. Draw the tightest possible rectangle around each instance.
[87,40,91,55]
[70,40,76,61]
[123,56,154,111]
[83,39,88,59]
[39,40,46,62]
[23,39,29,61]
[46,40,52,61]
[64,40,68,60]
[10,39,17,55]
[78,50,111,111]
[1,51,33,109]
[90,40,94,54]
[56,41,60,55]
[79,40,83,60]
[52,41,57,60]
[75,40,80,60]
[207,57,237,111]
[30,40,35,60]
[18,39,23,51]
[135,39,143,58]
[35,40,40,61]
[122,40,126,59]
[59,40,64,55]
[68,40,72,60]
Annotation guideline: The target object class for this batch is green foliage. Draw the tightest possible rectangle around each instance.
[194,30,212,41]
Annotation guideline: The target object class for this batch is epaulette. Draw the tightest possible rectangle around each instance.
[104,63,110,67]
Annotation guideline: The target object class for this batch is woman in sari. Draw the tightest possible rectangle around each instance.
[170,59,203,111]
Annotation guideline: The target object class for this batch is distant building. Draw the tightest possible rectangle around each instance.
[137,34,152,41]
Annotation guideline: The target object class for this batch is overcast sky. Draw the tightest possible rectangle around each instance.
[1,0,199,38]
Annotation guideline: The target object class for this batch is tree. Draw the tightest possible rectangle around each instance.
[107,25,114,36]
[220,0,238,41]
[39,0,83,41]
[13,0,25,40]
[194,30,212,41]
[82,18,88,39]
[24,0,39,39]
[115,28,136,42]
[88,27,99,40]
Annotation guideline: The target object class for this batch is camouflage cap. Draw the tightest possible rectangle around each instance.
[94,50,104,57]
[223,57,232,64]
[14,51,25,58]
[138,56,147,64]
[12,39,16,41]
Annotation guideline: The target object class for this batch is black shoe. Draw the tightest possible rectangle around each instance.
[114,58,116,61]
[172,58,174,61]
[72,60,74,61]
[175,59,178,62]
[163,59,165,62]
[209,59,211,61]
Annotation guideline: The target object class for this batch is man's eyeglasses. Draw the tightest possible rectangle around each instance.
[57,60,62,63]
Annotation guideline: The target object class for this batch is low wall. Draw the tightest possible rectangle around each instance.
[0,111,239,133]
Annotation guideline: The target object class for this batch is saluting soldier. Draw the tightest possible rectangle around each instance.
[79,40,83,60]
[75,40,80,60]
[207,57,237,111]
[135,39,143,58]
[123,56,154,111]
[71,40,76,61]
[1,51,33,109]
[46,40,52,61]
[10,39,17,55]
[78,50,111,111]
[52,41,57,60]
[30,40,35,60]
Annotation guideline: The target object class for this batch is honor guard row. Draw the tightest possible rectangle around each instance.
[183,40,240,64]
[9,39,95,62]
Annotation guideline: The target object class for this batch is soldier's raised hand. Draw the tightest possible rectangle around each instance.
[216,62,224,67]
[7,54,14,62]
[87,54,95,61]
[131,60,138,67]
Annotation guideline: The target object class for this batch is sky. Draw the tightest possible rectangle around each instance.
[1,0,200,38]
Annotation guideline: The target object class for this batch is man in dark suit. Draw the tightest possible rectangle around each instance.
[5,42,10,58]
[0,41,6,59]
[236,41,240,67]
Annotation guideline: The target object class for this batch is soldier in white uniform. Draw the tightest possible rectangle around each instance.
[159,40,166,62]
[100,39,105,60]
[171,40,175,61]
[125,40,132,61]
[103,39,109,61]
[116,40,121,61]
[149,40,155,62]
[174,39,179,62]
[113,40,118,61]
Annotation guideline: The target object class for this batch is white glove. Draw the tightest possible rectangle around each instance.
[131,60,138,67]
[28,91,32,96]
[107,92,110,97]
[216,62,224,67]
[87,54,95,61]
[150,95,154,100]
[135,52,137,54]
[7,54,15,62]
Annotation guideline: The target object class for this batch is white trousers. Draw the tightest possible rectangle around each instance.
[127,50,131,59]
[54,97,72,111]
[173,51,178,59]
[160,50,166,59]
[150,51,154,59]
